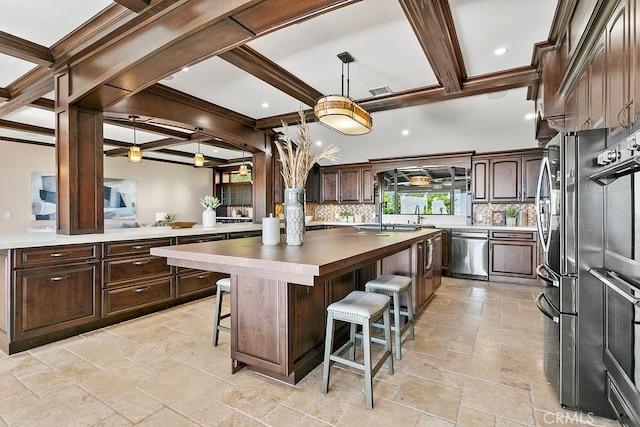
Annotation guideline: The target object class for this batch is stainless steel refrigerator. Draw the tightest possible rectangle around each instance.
[535,128,613,417]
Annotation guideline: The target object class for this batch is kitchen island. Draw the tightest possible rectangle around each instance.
[151,226,441,384]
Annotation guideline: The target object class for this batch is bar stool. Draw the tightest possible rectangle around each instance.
[212,277,231,346]
[365,275,415,360]
[322,290,394,410]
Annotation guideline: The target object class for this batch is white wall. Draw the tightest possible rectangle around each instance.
[0,140,213,234]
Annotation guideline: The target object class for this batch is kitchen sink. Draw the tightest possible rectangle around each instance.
[354,223,429,232]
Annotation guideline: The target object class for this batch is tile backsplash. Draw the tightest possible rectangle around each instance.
[471,203,536,227]
[275,203,376,222]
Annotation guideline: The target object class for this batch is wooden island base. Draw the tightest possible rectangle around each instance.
[152,227,441,384]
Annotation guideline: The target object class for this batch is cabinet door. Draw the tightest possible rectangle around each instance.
[490,157,521,201]
[471,159,489,202]
[589,33,607,129]
[489,240,537,279]
[14,263,100,339]
[361,167,374,203]
[305,166,320,202]
[606,0,632,135]
[521,155,542,201]
[339,168,360,203]
[432,234,442,289]
[576,70,590,130]
[565,87,578,132]
[321,170,339,203]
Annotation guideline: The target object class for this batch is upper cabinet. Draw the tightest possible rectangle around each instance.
[320,164,374,204]
[606,0,635,136]
[472,150,542,203]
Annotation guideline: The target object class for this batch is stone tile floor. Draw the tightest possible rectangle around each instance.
[0,277,621,426]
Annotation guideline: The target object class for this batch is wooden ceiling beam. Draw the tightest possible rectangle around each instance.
[65,0,356,110]
[113,0,151,13]
[219,45,323,107]
[256,66,539,128]
[103,117,192,139]
[0,66,53,118]
[105,137,188,156]
[399,0,466,92]
[0,87,8,100]
[0,118,55,136]
[0,30,53,66]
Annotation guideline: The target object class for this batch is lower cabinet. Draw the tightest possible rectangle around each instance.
[13,261,100,340]
[103,277,174,316]
[1,233,232,354]
[489,230,539,283]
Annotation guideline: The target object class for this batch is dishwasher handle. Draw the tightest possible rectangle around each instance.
[452,231,488,239]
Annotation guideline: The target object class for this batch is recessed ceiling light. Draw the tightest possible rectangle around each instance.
[261,102,269,108]
[315,140,322,146]
[494,47,508,56]
[213,149,218,153]
[402,130,409,136]
[181,66,189,72]
[525,113,536,120]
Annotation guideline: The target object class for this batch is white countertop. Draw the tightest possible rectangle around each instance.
[0,221,537,250]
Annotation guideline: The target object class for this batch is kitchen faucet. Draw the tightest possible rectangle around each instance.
[379,201,385,231]
[415,205,423,224]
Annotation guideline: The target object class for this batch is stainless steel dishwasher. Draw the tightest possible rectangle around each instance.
[450,229,489,280]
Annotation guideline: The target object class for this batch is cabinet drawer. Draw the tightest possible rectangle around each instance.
[103,277,174,317]
[228,230,261,239]
[176,271,226,298]
[490,231,536,241]
[14,244,99,268]
[103,238,173,258]
[176,234,226,244]
[14,262,100,339]
[103,255,172,286]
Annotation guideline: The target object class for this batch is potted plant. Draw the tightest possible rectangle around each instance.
[200,195,221,228]
[505,207,518,226]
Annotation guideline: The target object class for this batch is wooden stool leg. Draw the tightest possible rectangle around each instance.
[322,312,335,394]
[392,292,402,360]
[383,306,394,375]
[362,318,373,410]
[405,289,415,340]
[212,287,224,346]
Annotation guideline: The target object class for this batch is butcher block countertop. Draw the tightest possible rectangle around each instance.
[151,226,441,286]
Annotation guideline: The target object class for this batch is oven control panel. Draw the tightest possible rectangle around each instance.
[597,130,639,165]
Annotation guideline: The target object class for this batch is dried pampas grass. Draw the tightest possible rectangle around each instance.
[275,111,339,189]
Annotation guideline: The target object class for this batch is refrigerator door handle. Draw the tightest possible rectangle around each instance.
[590,269,640,305]
[537,264,560,287]
[535,156,552,253]
[536,292,560,323]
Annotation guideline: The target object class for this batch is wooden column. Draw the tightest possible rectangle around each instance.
[55,69,104,235]
[251,134,274,223]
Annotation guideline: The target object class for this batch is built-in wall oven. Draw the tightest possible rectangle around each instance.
[589,129,640,426]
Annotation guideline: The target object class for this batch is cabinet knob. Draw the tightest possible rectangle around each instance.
[50,275,71,282]
[133,287,150,293]
[132,245,149,250]
[133,260,151,266]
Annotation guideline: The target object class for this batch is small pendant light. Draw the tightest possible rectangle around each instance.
[193,127,205,167]
[238,143,249,176]
[127,115,142,163]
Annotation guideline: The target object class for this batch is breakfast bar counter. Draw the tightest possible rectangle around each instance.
[151,227,441,383]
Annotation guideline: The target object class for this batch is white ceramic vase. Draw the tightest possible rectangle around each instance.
[285,188,305,246]
[202,207,216,227]
[506,217,516,227]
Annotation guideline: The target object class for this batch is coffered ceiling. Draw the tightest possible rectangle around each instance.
[0,0,559,166]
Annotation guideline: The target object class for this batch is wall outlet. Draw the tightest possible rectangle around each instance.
[4,212,11,219]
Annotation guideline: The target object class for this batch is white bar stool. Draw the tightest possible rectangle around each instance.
[322,290,394,410]
[212,277,231,346]
[365,274,415,360]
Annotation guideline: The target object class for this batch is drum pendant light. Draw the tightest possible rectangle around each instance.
[314,52,372,135]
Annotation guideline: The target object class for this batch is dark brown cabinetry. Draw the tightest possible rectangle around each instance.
[472,151,542,203]
[12,244,101,341]
[320,164,374,204]
[220,183,252,206]
[102,238,175,317]
[489,231,539,284]
[175,234,227,298]
[606,0,634,135]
